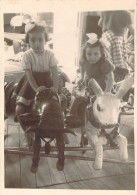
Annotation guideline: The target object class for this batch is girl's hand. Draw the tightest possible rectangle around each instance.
[36,86,47,93]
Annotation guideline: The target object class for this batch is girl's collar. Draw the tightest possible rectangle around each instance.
[32,48,45,55]
[87,57,104,65]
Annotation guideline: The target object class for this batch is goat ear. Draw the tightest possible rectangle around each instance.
[115,76,134,99]
[88,79,104,96]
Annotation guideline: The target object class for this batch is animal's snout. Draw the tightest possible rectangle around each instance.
[103,123,110,128]
[102,123,118,129]
[36,89,51,100]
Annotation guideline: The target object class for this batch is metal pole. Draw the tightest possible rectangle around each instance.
[5,149,134,165]
[5,144,134,152]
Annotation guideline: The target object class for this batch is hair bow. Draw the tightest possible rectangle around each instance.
[86,33,110,48]
[86,33,98,44]
[25,20,46,33]
[25,22,35,33]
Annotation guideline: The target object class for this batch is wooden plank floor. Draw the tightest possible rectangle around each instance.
[4,115,135,189]
[42,173,135,190]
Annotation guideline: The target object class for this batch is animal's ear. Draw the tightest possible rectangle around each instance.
[88,79,104,96]
[115,76,134,99]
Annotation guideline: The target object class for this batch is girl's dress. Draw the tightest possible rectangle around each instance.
[17,48,58,106]
[102,30,129,82]
[79,57,114,90]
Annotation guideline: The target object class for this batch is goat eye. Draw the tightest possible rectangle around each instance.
[97,104,101,111]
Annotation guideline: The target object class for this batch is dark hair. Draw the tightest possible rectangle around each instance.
[4,38,13,46]
[80,41,105,63]
[25,24,49,43]
[101,10,133,35]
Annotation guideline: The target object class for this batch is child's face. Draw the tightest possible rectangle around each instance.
[21,41,29,52]
[29,32,45,54]
[85,46,102,65]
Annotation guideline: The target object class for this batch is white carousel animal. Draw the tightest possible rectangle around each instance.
[84,77,134,170]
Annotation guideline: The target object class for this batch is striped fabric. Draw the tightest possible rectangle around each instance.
[113,67,129,83]
[22,49,58,72]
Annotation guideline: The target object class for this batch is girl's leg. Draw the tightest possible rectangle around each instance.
[70,96,86,115]
[16,104,34,147]
[14,76,25,96]
[66,96,88,128]
[16,104,29,131]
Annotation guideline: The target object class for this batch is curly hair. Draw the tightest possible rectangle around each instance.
[25,24,49,43]
[80,40,108,64]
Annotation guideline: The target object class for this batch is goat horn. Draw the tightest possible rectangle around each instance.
[64,128,77,136]
[116,76,134,99]
[88,79,104,96]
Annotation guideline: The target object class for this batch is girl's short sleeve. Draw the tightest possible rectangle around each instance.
[22,52,31,70]
[100,59,115,74]
[49,52,58,68]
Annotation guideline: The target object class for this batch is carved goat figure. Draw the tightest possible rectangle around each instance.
[19,89,75,173]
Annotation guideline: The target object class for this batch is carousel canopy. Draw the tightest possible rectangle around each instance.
[4,32,25,42]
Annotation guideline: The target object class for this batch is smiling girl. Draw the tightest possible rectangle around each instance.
[68,33,115,121]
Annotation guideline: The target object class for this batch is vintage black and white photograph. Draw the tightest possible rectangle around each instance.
[3,3,135,191]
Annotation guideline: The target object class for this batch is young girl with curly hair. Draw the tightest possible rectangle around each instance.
[67,33,115,121]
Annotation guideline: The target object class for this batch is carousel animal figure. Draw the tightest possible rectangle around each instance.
[66,76,134,170]
[7,88,75,173]
[85,77,134,169]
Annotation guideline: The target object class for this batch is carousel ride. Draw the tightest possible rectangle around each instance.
[4,18,135,187]
[4,72,134,171]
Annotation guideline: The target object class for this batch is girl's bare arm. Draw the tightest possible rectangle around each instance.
[104,72,114,92]
[51,66,59,92]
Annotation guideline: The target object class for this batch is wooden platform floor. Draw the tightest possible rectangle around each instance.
[4,115,135,189]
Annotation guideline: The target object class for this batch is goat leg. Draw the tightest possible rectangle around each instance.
[56,133,65,171]
[93,142,103,170]
[114,134,128,161]
[85,121,107,170]
[31,135,41,173]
